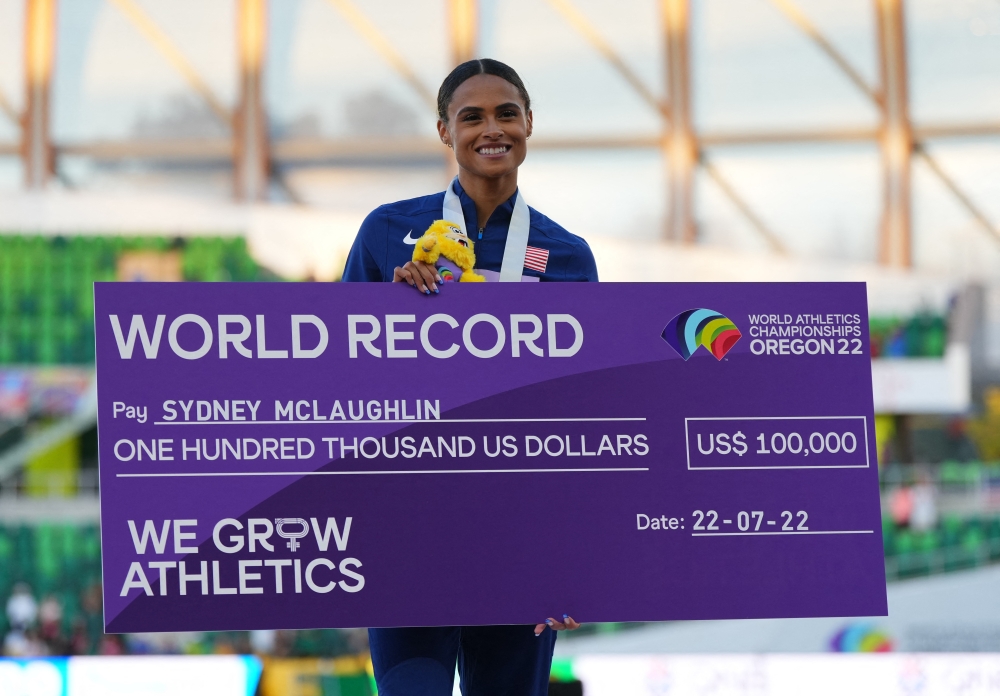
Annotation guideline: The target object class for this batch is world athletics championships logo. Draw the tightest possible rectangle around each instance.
[829,623,894,652]
[661,308,742,360]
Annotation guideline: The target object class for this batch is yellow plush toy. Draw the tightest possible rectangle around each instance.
[412,220,486,283]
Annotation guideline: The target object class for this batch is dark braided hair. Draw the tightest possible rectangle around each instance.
[437,59,531,122]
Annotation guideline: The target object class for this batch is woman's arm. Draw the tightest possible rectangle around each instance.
[343,205,441,292]
[343,209,388,282]
[574,239,599,282]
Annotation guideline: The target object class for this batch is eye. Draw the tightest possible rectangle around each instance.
[500,110,517,118]
[462,113,482,122]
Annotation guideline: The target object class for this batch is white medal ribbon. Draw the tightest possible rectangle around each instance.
[442,177,531,282]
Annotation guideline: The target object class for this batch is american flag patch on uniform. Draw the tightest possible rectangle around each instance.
[524,246,549,273]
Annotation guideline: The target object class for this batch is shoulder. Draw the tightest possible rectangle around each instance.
[528,207,592,254]
[346,191,445,282]
[355,191,444,248]
[363,192,445,227]
[527,207,598,281]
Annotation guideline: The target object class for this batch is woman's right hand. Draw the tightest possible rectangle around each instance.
[393,260,441,294]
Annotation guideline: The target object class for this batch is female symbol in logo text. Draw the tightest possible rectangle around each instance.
[275,518,310,551]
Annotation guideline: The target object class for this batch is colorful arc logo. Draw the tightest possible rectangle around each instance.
[661,308,742,360]
[830,624,894,652]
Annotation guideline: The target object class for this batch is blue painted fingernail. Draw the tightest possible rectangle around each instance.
[424,289,430,295]
[546,619,553,626]
[434,288,439,294]
[563,614,569,620]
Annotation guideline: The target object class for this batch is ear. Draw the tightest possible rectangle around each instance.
[437,119,451,148]
[525,109,533,139]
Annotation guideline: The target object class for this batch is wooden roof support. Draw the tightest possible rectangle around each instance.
[545,0,778,248]
[107,0,231,128]
[443,0,479,179]
[23,0,56,189]
[449,0,478,67]
[323,0,436,111]
[875,0,912,268]
[543,0,668,119]
[768,0,883,108]
[0,86,19,125]
[234,0,270,201]
[915,145,1000,246]
[770,0,1000,261]
[701,159,786,254]
[662,0,696,243]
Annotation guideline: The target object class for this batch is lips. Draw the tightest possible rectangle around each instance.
[477,145,511,155]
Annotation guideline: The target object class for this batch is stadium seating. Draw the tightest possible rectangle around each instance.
[869,313,948,358]
[0,235,277,365]
[0,524,102,644]
[0,234,283,655]
[881,460,1000,579]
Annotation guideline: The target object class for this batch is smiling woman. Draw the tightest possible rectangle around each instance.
[342,59,591,696]
[342,58,598,291]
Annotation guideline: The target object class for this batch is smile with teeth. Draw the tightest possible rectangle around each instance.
[478,145,510,155]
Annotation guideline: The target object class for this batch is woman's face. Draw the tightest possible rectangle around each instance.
[438,74,533,180]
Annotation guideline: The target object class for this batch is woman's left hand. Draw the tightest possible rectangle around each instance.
[534,615,580,636]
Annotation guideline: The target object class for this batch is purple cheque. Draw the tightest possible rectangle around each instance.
[94,282,887,632]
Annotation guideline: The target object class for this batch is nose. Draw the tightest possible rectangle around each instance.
[482,115,503,139]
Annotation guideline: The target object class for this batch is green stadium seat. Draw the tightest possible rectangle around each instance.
[895,530,914,555]
[916,530,940,553]
[962,526,984,554]
[965,463,984,486]
[881,518,896,556]
[942,515,963,547]
[0,234,278,366]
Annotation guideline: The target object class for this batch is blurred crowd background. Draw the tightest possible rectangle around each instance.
[1,0,1000,694]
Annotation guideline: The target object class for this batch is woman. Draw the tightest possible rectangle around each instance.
[343,59,592,696]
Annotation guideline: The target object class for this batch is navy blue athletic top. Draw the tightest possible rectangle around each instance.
[342,179,598,282]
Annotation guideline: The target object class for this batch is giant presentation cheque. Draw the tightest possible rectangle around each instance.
[95,282,887,632]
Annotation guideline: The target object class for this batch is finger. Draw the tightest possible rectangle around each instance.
[414,262,439,293]
[403,263,429,293]
[415,259,442,284]
[534,623,546,636]
[563,616,581,630]
[393,267,415,287]
[546,617,566,631]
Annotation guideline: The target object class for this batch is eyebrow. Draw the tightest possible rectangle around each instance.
[455,102,523,117]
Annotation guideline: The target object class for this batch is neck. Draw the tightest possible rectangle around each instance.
[457,169,518,230]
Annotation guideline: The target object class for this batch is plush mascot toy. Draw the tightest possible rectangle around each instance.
[412,220,486,283]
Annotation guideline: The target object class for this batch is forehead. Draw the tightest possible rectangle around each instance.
[448,74,525,115]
